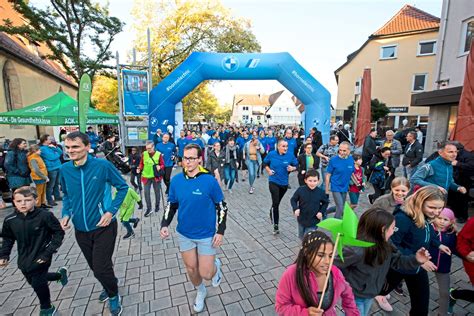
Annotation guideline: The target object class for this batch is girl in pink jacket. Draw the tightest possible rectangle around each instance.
[275,231,359,316]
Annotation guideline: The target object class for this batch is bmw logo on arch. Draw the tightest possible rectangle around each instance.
[222,56,239,73]
[150,117,158,127]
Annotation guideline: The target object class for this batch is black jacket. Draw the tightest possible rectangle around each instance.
[290,186,329,227]
[362,135,377,159]
[297,153,320,181]
[402,141,423,167]
[128,152,142,169]
[0,208,64,273]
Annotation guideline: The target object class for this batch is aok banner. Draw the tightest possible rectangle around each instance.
[122,69,149,116]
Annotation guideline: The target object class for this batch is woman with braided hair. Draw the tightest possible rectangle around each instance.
[275,231,359,315]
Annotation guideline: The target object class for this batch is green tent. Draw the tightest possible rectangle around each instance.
[0,91,119,125]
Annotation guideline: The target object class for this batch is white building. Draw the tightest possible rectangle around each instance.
[410,0,474,154]
[230,90,303,126]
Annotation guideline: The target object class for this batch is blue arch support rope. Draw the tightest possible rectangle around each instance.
[148,52,331,142]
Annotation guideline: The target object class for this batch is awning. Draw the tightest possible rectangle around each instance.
[411,86,462,107]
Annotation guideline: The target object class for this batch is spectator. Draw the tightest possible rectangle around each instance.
[27,145,49,208]
[337,123,351,144]
[362,129,377,167]
[39,134,62,206]
[448,142,474,223]
[4,138,31,199]
[310,127,323,154]
[382,130,402,170]
[411,141,467,195]
[325,142,354,218]
[401,131,423,179]
[86,126,100,153]
[152,129,162,146]
[415,126,424,145]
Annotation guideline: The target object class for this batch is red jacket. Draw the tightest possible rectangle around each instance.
[457,217,474,284]
[275,264,359,316]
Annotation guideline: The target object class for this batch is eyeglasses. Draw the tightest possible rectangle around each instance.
[183,156,199,162]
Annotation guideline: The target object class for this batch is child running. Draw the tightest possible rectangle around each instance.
[379,186,452,316]
[429,208,457,316]
[0,186,68,315]
[275,230,359,315]
[119,187,143,239]
[290,169,329,240]
[348,154,365,209]
[335,208,431,316]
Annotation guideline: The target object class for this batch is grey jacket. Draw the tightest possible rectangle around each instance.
[372,193,399,213]
[335,245,419,299]
[382,139,402,168]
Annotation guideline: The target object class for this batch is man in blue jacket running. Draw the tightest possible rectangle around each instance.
[60,132,128,316]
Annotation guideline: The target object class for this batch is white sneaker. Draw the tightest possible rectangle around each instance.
[212,258,222,287]
[193,285,207,313]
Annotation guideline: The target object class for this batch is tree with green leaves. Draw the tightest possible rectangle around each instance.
[0,0,124,84]
[347,98,390,122]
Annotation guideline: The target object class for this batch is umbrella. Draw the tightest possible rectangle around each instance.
[0,91,118,126]
[355,68,372,147]
[450,41,474,151]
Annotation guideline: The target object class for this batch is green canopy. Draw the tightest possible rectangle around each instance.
[0,91,119,125]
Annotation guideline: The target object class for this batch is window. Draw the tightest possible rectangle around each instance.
[412,74,427,92]
[461,19,474,54]
[242,115,249,121]
[418,40,436,56]
[242,106,249,111]
[380,45,397,59]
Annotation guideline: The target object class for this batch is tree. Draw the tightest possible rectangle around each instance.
[131,0,261,82]
[347,98,390,122]
[0,0,124,84]
[182,83,219,122]
[91,75,119,114]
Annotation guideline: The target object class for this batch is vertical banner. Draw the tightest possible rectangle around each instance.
[78,73,91,132]
[174,102,183,140]
[122,69,149,116]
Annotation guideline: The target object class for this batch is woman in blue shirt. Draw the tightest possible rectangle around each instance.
[263,139,298,235]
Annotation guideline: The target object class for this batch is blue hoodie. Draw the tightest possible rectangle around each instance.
[60,156,128,232]
[411,156,460,192]
[391,208,441,274]
[40,145,62,171]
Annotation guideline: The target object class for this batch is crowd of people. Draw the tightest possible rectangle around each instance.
[0,121,472,316]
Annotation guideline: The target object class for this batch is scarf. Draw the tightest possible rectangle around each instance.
[225,144,237,164]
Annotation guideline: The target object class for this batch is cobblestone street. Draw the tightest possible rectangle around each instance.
[0,170,472,315]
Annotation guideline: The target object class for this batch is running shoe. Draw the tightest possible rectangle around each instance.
[144,210,152,217]
[212,258,222,287]
[374,295,393,312]
[448,288,456,314]
[109,295,122,316]
[273,224,279,235]
[394,283,405,296]
[39,305,56,316]
[57,267,68,286]
[193,285,207,313]
[123,232,135,239]
[98,289,109,302]
[133,218,140,228]
[249,187,254,194]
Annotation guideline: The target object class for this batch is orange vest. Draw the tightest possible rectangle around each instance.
[27,153,48,180]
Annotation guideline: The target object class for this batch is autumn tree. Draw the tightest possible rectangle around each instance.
[0,0,124,84]
[182,83,219,122]
[347,98,390,122]
[91,75,119,114]
[131,0,261,82]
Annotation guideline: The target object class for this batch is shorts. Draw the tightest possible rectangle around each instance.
[177,232,217,256]
[349,192,360,205]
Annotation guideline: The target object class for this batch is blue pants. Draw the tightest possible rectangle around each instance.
[46,169,61,205]
[354,297,374,316]
[246,160,258,187]
[298,224,317,240]
[327,191,347,219]
[224,165,236,189]
[319,166,328,188]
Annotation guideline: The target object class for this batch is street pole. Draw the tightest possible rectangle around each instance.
[116,51,126,153]
[147,28,152,137]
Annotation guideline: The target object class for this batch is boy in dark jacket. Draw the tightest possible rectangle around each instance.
[290,169,329,239]
[0,186,67,315]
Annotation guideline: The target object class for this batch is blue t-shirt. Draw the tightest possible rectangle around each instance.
[326,155,355,192]
[189,138,204,149]
[265,136,277,152]
[285,137,297,157]
[263,150,298,186]
[176,137,188,158]
[236,136,250,152]
[155,142,176,167]
[169,172,224,239]
[208,137,220,146]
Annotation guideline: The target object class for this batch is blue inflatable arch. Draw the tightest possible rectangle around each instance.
[148,52,331,141]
